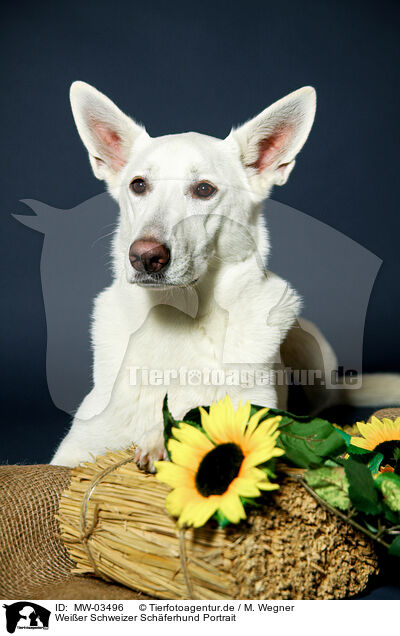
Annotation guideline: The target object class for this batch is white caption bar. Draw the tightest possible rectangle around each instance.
[1,599,397,635]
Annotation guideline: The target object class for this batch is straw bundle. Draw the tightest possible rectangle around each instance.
[57,446,378,600]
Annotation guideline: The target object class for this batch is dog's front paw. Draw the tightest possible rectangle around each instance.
[51,447,89,467]
[134,434,168,473]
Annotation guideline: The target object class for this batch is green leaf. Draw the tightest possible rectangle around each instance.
[215,509,231,528]
[388,535,400,558]
[363,520,378,534]
[305,466,350,510]
[374,472,400,512]
[334,427,352,445]
[164,399,206,458]
[162,394,177,459]
[276,418,346,468]
[240,496,261,508]
[381,501,400,525]
[182,406,202,426]
[258,462,277,480]
[249,405,306,421]
[340,458,381,515]
[368,452,384,474]
[394,448,400,474]
[347,444,371,455]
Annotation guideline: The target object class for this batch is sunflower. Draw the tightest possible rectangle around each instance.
[351,416,400,472]
[154,395,284,528]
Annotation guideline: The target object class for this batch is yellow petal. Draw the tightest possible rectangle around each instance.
[243,417,281,453]
[168,439,208,471]
[258,481,280,491]
[245,427,280,452]
[369,416,383,429]
[218,490,246,523]
[154,461,194,488]
[230,400,252,442]
[355,420,366,434]
[200,404,233,445]
[165,487,197,516]
[209,397,233,430]
[177,497,219,528]
[240,465,280,490]
[230,477,261,498]
[356,420,374,438]
[241,447,278,469]
[382,418,400,440]
[239,465,269,482]
[245,408,270,437]
[355,418,392,448]
[171,423,214,453]
[271,447,285,457]
[350,436,370,450]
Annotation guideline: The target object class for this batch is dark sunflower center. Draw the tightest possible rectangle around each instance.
[374,441,399,465]
[195,443,244,497]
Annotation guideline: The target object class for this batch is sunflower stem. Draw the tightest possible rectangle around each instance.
[377,518,386,538]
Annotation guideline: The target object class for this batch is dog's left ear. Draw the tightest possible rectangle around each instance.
[228,86,316,195]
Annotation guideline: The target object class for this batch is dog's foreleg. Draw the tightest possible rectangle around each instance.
[51,384,169,471]
[50,388,132,467]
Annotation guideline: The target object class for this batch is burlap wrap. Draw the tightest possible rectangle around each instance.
[0,465,148,600]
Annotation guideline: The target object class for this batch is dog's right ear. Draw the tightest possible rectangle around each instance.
[227,86,316,198]
[70,81,147,186]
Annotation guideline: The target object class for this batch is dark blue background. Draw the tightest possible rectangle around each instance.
[0,0,399,599]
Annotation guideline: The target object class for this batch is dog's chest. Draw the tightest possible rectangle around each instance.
[126,301,229,370]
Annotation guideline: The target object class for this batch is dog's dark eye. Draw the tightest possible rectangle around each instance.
[193,182,216,199]
[130,178,147,195]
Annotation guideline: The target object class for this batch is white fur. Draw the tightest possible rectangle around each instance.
[50,82,398,471]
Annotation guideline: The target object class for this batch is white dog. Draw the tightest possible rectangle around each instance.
[51,82,399,470]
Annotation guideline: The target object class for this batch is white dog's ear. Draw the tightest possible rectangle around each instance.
[229,86,316,194]
[70,81,147,184]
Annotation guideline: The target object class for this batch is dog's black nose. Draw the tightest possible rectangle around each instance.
[129,239,170,273]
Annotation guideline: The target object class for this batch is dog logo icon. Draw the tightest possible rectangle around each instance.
[3,602,50,633]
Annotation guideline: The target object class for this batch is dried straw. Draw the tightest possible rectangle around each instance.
[58,447,235,599]
[57,446,378,600]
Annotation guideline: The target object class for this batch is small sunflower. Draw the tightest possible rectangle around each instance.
[351,416,400,472]
[154,395,284,528]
